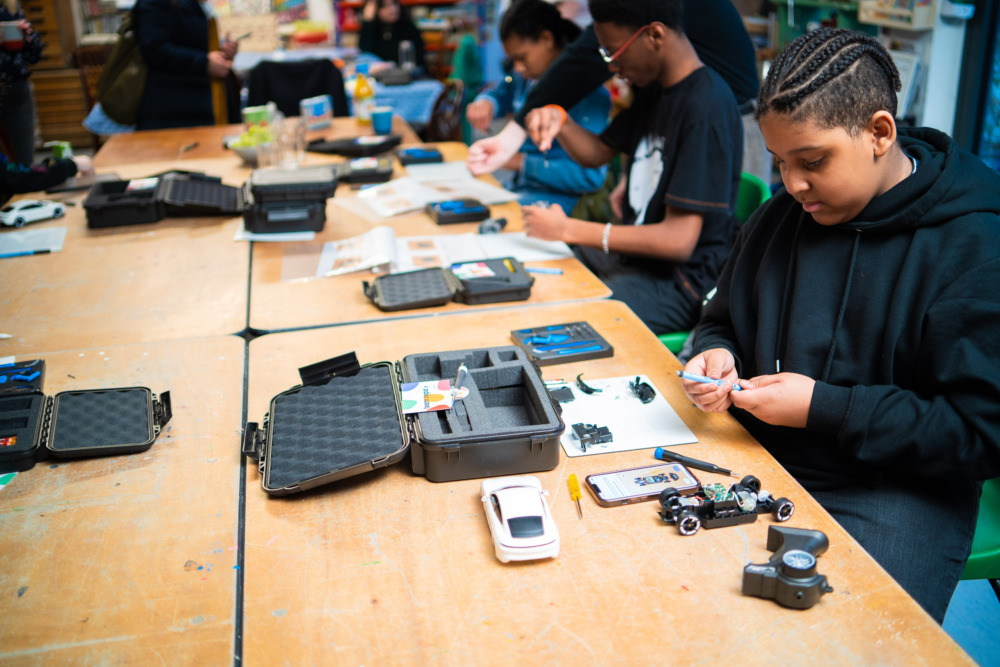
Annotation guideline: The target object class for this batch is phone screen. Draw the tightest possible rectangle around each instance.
[585,462,700,507]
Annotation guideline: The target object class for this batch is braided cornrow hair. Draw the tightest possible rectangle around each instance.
[757,27,902,135]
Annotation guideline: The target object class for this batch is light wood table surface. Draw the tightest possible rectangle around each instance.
[0,159,250,356]
[243,300,972,666]
[93,117,421,168]
[0,335,245,663]
[248,141,612,333]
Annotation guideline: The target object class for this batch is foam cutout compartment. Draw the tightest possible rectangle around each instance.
[265,364,406,490]
[401,346,562,481]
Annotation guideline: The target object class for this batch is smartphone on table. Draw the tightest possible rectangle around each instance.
[585,462,700,507]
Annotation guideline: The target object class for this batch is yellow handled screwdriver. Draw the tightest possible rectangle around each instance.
[568,474,583,519]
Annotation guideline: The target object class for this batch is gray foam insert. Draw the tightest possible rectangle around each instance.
[402,346,559,443]
[267,364,404,489]
[0,393,44,455]
[50,389,151,451]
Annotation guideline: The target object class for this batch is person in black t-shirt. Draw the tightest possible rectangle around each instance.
[519,0,742,333]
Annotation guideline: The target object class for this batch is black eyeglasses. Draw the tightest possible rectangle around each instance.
[598,24,650,66]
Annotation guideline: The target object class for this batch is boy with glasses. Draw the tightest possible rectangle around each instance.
[519,0,742,334]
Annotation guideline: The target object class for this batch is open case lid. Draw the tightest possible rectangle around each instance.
[243,352,411,496]
[45,387,173,458]
[157,172,243,216]
[362,267,461,312]
[307,134,403,157]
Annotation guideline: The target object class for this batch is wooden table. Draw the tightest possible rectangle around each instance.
[248,142,612,333]
[0,336,245,663]
[93,118,421,168]
[0,159,250,356]
[242,300,972,665]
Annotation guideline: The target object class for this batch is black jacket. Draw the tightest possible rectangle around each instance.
[358,17,425,69]
[695,127,1000,491]
[134,0,214,130]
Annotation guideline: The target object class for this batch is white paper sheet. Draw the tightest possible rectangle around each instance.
[0,226,67,257]
[554,375,698,457]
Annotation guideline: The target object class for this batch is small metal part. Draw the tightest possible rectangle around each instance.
[548,386,575,403]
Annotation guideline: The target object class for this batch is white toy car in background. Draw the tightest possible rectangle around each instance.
[481,475,559,563]
[0,200,66,227]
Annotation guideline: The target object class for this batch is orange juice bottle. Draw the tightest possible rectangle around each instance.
[353,63,375,124]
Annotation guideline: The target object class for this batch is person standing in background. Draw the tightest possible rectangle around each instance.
[133,0,238,130]
[0,0,42,165]
[359,0,426,69]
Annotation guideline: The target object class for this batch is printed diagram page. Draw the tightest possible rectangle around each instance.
[553,375,698,457]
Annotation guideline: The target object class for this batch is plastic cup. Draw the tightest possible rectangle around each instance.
[372,107,393,135]
[1,21,23,51]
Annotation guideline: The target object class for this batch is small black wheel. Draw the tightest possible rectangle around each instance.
[659,487,681,508]
[677,510,701,535]
[14,217,25,227]
[53,208,64,218]
[773,498,795,522]
[739,475,761,493]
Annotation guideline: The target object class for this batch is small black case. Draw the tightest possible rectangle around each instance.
[362,257,534,312]
[397,147,444,165]
[243,347,563,494]
[307,134,403,157]
[426,198,490,225]
[0,378,172,474]
[511,321,615,366]
[83,171,242,228]
[240,166,338,234]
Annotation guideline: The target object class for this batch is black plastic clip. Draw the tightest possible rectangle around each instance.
[242,422,262,461]
[571,422,613,452]
[154,390,173,426]
[298,352,362,387]
[576,373,602,394]
[629,376,656,404]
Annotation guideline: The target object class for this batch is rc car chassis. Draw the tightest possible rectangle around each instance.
[658,475,794,535]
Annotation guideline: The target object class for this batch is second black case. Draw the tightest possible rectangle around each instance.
[362,257,534,312]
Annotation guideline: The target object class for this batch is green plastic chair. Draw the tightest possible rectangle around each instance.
[657,171,771,353]
[961,477,1000,602]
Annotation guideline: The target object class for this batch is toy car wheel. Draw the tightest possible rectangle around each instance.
[772,498,795,522]
[53,207,64,218]
[659,487,682,509]
[677,509,701,535]
[739,475,761,493]
[14,217,25,227]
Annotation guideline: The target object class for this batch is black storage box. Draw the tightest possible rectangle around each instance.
[397,147,443,165]
[83,171,242,228]
[426,198,490,225]
[241,166,338,234]
[243,199,327,234]
[307,134,402,157]
[242,347,563,495]
[0,379,172,474]
[511,321,615,366]
[362,257,534,312]
[333,157,394,184]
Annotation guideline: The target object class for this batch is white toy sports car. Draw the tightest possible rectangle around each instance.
[0,200,66,227]
[481,475,559,563]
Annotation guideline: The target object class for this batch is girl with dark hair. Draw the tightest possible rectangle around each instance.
[683,27,1000,623]
[466,0,608,212]
[359,0,426,69]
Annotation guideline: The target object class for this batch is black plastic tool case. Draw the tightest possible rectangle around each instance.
[333,157,394,184]
[241,166,337,233]
[511,321,615,366]
[84,171,242,228]
[243,347,563,495]
[0,384,172,474]
[307,134,402,157]
[362,257,534,312]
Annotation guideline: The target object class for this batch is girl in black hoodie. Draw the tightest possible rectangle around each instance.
[681,28,1000,623]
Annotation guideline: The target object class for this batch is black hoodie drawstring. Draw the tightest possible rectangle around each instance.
[775,225,861,378]
[774,221,802,373]
[820,231,861,382]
